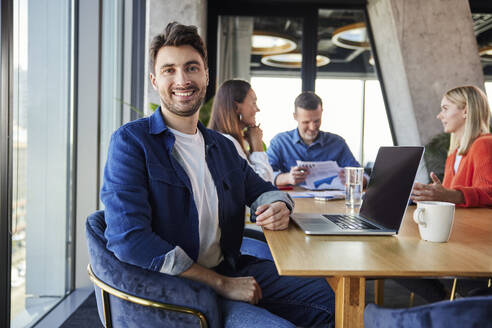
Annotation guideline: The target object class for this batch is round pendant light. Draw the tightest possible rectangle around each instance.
[331,22,370,50]
[261,53,330,68]
[479,46,492,61]
[252,31,297,55]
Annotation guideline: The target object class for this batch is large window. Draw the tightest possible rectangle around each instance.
[10,0,74,326]
[99,0,125,195]
[213,7,394,167]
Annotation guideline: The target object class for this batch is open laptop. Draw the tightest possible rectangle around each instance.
[291,146,424,235]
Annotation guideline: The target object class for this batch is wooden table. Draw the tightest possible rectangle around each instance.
[263,197,492,328]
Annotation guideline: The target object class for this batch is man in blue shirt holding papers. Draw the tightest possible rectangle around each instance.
[267,91,363,187]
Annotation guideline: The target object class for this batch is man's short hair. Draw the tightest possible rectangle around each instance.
[294,91,322,112]
[149,22,208,73]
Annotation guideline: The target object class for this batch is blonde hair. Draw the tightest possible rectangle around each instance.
[444,85,490,155]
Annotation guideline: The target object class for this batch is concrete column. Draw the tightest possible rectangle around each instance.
[144,0,208,113]
[367,0,484,146]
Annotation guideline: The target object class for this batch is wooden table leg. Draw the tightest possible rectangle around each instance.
[327,276,365,328]
[374,279,384,306]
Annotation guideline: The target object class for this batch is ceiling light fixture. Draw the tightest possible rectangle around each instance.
[331,22,370,50]
[251,31,297,55]
[261,53,330,68]
[479,46,492,61]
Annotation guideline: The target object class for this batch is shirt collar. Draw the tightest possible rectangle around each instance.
[148,106,216,147]
[292,128,325,147]
[149,107,168,135]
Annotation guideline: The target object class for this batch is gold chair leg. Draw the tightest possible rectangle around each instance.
[488,278,491,288]
[101,289,113,328]
[450,278,458,301]
[408,292,414,307]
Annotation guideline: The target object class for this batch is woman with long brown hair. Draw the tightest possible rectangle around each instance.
[208,79,274,183]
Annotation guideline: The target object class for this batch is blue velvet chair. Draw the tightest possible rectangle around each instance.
[86,210,290,328]
[364,295,492,328]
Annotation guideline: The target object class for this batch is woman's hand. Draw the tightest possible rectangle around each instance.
[411,172,465,204]
[244,125,264,152]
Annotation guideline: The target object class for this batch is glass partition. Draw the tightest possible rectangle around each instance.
[217,15,303,142]
[11,0,74,326]
[315,8,393,166]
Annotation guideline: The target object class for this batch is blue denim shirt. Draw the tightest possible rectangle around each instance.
[267,129,361,181]
[101,109,292,274]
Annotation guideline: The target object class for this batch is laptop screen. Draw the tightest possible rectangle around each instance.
[359,146,424,231]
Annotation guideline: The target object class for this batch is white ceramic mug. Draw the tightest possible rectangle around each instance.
[413,201,455,242]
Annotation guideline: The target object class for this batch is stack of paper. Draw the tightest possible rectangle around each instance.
[296,160,344,190]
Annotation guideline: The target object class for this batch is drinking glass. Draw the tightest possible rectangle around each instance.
[345,167,364,208]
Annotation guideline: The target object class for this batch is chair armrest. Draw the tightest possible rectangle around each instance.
[91,255,221,327]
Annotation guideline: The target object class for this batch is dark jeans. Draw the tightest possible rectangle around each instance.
[215,255,335,328]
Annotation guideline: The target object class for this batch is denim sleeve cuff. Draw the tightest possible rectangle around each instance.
[250,190,294,222]
[159,246,194,276]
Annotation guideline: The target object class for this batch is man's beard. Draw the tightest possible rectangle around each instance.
[161,86,206,117]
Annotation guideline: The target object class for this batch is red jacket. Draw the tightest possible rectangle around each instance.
[443,134,492,207]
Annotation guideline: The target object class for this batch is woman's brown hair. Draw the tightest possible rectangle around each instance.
[208,79,251,155]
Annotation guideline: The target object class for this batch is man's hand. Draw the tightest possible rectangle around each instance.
[275,166,309,186]
[255,201,290,230]
[180,264,262,304]
[218,276,262,304]
[411,172,464,204]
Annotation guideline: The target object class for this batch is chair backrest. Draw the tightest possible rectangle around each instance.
[364,296,492,328]
[86,210,221,328]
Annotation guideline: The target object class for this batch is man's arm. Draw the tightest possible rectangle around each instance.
[336,138,369,187]
[180,264,262,304]
[102,127,187,272]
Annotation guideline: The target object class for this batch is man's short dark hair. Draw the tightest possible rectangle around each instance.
[149,22,208,72]
[294,91,323,112]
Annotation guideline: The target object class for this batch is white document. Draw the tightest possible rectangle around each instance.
[296,160,344,190]
[289,190,345,199]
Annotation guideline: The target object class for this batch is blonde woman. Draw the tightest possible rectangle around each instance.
[412,85,492,207]
[208,79,274,183]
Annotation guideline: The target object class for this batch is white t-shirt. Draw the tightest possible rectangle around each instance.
[168,127,223,268]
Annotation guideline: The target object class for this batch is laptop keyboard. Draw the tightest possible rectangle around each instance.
[322,214,380,230]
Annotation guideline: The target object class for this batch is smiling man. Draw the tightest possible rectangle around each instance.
[101,22,334,327]
[267,91,363,186]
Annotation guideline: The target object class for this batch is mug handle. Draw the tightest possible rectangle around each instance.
[413,208,427,227]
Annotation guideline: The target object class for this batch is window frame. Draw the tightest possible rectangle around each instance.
[1,0,13,326]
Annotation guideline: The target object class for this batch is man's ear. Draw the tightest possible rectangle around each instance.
[205,68,209,86]
[149,73,158,90]
[293,112,297,121]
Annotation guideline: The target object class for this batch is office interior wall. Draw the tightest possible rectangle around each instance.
[367,0,484,147]
[144,0,207,114]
